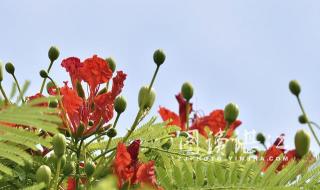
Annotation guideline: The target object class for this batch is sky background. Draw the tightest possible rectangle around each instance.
[1,0,320,152]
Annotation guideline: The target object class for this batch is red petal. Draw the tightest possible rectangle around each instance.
[111,71,127,99]
[158,107,181,127]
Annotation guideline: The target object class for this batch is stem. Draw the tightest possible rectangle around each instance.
[148,65,159,91]
[186,101,190,130]
[310,121,320,130]
[50,156,61,190]
[0,83,9,104]
[297,96,320,147]
[122,109,143,143]
[75,139,84,189]
[12,75,25,103]
[40,61,54,94]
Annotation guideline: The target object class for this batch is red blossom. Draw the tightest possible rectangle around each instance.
[26,93,48,107]
[61,57,82,88]
[159,94,241,139]
[111,71,127,98]
[80,55,112,95]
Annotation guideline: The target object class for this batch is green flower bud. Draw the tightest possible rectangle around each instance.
[225,139,236,158]
[106,57,116,73]
[256,133,266,145]
[39,70,48,78]
[97,87,107,95]
[76,81,85,98]
[63,161,75,176]
[153,49,166,66]
[36,165,51,185]
[49,100,58,108]
[52,134,66,157]
[85,162,96,177]
[295,129,310,158]
[289,80,301,96]
[138,86,156,110]
[298,115,308,124]
[224,103,239,124]
[48,46,60,62]
[181,82,194,101]
[5,62,15,75]
[114,96,127,114]
[106,128,117,138]
[0,63,3,82]
[76,122,85,138]
[161,139,172,150]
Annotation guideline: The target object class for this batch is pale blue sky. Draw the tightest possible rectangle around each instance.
[1,0,320,152]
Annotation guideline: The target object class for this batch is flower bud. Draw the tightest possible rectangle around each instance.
[225,139,236,158]
[49,100,58,108]
[5,62,15,75]
[63,161,75,176]
[114,96,127,114]
[295,129,310,158]
[224,103,239,124]
[153,49,166,66]
[106,128,117,138]
[298,115,308,124]
[85,161,96,177]
[0,63,3,82]
[138,86,156,110]
[39,70,48,78]
[181,82,193,101]
[36,165,51,184]
[289,80,301,96]
[52,134,66,157]
[76,81,85,98]
[88,120,94,126]
[76,122,85,138]
[256,133,266,145]
[106,57,116,73]
[48,46,60,62]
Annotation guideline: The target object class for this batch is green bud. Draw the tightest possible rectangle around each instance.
[97,87,107,95]
[52,134,66,157]
[106,128,117,138]
[153,49,166,66]
[106,57,116,73]
[36,165,51,185]
[5,62,15,75]
[181,82,194,101]
[289,80,301,96]
[138,86,156,110]
[85,162,96,177]
[48,46,60,62]
[298,115,308,124]
[295,129,310,158]
[49,100,58,108]
[0,63,3,82]
[225,139,236,158]
[76,122,85,138]
[114,96,127,114]
[76,81,85,98]
[39,70,48,78]
[256,133,266,145]
[63,161,75,176]
[224,103,239,124]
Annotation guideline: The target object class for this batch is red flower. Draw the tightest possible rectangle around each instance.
[262,134,297,172]
[80,55,112,95]
[61,57,83,88]
[111,71,127,99]
[114,140,160,189]
[159,93,241,138]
